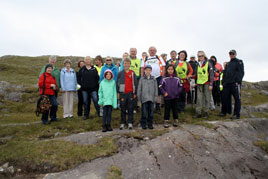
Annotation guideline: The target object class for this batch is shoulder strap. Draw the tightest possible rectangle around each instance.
[42,73,46,95]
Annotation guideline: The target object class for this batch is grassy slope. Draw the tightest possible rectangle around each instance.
[0,55,267,175]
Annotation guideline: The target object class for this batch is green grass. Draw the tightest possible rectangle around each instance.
[0,136,117,173]
[253,140,268,153]
[107,165,123,179]
[242,88,268,106]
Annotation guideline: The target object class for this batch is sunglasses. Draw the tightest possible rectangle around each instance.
[229,52,235,55]
[198,55,204,58]
[106,59,112,61]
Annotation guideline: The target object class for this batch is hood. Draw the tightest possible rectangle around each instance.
[104,63,116,69]
[103,69,114,80]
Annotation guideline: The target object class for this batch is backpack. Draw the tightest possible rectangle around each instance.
[35,74,52,116]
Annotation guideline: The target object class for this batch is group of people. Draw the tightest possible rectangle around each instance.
[38,47,245,132]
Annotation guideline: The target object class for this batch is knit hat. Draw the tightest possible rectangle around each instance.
[104,69,114,79]
[45,64,53,71]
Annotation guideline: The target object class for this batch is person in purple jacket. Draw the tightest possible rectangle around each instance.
[159,64,183,128]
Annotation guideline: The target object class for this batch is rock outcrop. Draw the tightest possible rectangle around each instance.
[44,118,268,179]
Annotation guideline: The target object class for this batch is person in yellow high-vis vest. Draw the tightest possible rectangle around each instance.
[193,51,214,119]
[175,50,193,114]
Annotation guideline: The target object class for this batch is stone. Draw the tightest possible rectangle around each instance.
[2,162,9,168]
[7,166,14,174]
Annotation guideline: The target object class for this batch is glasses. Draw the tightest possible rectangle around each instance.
[106,59,112,61]
[229,52,235,55]
[198,55,204,58]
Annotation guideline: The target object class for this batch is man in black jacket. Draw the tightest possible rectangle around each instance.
[77,56,100,120]
[219,50,244,119]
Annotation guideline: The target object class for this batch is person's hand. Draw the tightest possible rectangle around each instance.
[117,93,120,99]
[99,105,102,108]
[51,84,56,90]
[133,94,137,99]
[164,92,168,97]
[209,86,213,91]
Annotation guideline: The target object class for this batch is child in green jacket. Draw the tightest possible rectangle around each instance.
[98,69,117,132]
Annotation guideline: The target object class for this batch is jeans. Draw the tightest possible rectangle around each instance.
[77,89,84,116]
[82,90,100,117]
[164,99,178,120]
[178,90,186,112]
[41,95,58,123]
[103,105,112,125]
[141,101,154,128]
[212,80,221,106]
[120,93,134,124]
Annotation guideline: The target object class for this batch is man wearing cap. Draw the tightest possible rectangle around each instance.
[219,50,244,119]
[141,46,166,114]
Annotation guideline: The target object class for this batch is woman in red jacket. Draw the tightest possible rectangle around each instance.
[38,64,59,124]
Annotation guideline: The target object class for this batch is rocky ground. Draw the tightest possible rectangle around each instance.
[42,118,268,179]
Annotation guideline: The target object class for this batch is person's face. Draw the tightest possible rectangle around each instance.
[170,52,177,60]
[149,47,157,56]
[179,53,186,61]
[211,58,216,62]
[198,54,205,61]
[46,67,53,73]
[49,59,56,65]
[145,68,152,76]
[123,53,128,59]
[65,63,71,69]
[85,58,92,65]
[79,61,84,68]
[106,58,112,65]
[167,66,174,75]
[95,60,101,66]
[130,49,137,58]
[163,55,167,61]
[142,53,148,58]
[229,52,236,59]
[190,57,195,62]
[124,61,131,69]
[106,72,112,80]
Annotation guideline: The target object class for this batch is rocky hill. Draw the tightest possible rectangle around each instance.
[0,55,267,179]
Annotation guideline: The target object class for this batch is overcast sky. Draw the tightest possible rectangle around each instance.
[0,0,267,82]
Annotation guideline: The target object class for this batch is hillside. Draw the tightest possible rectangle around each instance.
[0,55,268,178]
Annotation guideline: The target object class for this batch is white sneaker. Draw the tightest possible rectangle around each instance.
[133,110,137,114]
[120,124,125,130]
[128,123,133,130]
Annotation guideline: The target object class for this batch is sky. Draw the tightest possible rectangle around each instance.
[0,0,268,82]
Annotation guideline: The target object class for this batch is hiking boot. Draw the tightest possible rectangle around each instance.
[107,124,113,131]
[155,108,161,115]
[148,125,154,130]
[173,119,179,127]
[203,112,209,119]
[84,116,89,120]
[193,114,202,118]
[230,115,240,120]
[128,123,133,130]
[142,126,147,130]
[164,120,169,128]
[42,120,50,125]
[218,113,226,117]
[120,124,125,130]
[102,125,107,132]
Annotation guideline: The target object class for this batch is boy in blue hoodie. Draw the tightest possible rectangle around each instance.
[98,70,117,132]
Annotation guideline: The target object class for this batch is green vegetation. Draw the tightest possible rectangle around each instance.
[253,140,268,153]
[107,165,123,179]
[0,136,117,172]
